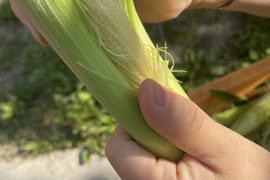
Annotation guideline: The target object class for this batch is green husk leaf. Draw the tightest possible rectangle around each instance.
[210,89,248,106]
[230,92,270,136]
[15,0,186,162]
[212,100,255,127]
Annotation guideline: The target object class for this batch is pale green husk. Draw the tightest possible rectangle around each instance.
[212,92,270,151]
[230,92,270,136]
[15,0,188,161]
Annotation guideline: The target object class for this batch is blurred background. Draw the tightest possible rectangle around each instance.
[0,0,270,167]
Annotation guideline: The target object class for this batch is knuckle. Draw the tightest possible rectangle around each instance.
[183,102,205,138]
[186,104,203,131]
[170,99,206,140]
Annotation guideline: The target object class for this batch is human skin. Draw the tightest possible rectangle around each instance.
[106,79,270,179]
[106,1,270,179]
[134,0,270,23]
[9,0,48,46]
[10,0,270,42]
[10,0,270,179]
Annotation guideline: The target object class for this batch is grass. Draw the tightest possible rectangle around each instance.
[0,1,269,161]
[0,1,116,161]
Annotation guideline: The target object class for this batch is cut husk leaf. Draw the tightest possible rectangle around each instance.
[230,92,270,136]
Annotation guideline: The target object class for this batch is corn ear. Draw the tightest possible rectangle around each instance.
[230,92,270,136]
[118,0,188,95]
[212,100,255,127]
[15,0,188,161]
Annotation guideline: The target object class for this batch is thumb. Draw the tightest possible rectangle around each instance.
[138,79,264,168]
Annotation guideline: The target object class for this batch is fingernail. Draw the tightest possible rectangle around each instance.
[151,80,169,108]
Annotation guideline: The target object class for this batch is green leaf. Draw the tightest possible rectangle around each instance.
[78,91,91,102]
[0,103,13,120]
[80,148,91,164]
[210,89,248,106]
[22,141,40,152]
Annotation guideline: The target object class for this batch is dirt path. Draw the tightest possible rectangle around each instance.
[0,148,120,180]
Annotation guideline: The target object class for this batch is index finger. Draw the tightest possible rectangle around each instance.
[9,0,48,45]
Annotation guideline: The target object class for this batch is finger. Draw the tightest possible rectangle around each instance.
[138,79,268,170]
[105,125,177,180]
[10,0,48,46]
[134,0,187,23]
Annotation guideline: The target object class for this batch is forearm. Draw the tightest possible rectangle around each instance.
[189,0,270,18]
[227,0,270,18]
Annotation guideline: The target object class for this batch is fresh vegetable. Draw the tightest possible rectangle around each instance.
[212,92,270,137]
[212,101,255,127]
[230,92,270,136]
[15,0,188,161]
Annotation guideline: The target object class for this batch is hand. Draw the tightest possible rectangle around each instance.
[134,0,270,22]
[9,0,48,45]
[133,0,231,23]
[106,79,270,180]
[133,0,192,23]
